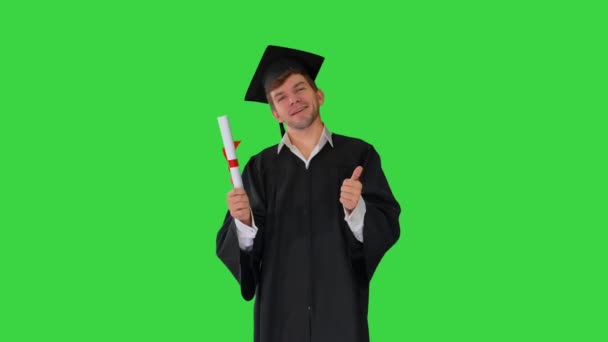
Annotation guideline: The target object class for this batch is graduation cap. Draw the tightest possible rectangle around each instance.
[244,45,325,137]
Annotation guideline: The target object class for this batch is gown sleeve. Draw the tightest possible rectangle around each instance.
[347,145,401,284]
[216,156,266,301]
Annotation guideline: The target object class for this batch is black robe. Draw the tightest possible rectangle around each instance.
[216,134,401,342]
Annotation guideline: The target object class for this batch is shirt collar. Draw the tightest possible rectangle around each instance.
[277,125,334,154]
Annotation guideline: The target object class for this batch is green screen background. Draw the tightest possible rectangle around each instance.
[1,1,606,341]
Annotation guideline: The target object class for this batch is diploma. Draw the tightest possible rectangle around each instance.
[217,115,243,188]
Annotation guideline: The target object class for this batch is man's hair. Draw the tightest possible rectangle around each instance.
[265,69,318,108]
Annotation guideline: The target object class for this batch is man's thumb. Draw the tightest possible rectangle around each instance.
[351,166,363,181]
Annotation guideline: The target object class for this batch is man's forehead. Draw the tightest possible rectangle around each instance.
[270,75,308,94]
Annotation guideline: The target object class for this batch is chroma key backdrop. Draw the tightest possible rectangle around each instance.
[1,1,606,341]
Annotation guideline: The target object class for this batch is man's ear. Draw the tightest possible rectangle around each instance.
[317,88,325,105]
[271,109,282,122]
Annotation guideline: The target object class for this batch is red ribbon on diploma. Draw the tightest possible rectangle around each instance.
[222,141,241,184]
[227,159,239,168]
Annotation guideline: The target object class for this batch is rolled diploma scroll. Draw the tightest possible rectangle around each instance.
[217,115,243,188]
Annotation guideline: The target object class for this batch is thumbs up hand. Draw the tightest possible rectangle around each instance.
[340,166,363,213]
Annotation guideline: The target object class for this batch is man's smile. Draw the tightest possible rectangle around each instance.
[290,106,307,116]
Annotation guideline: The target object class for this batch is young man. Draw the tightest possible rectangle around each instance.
[216,45,401,342]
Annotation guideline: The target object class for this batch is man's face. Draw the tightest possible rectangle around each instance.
[269,73,324,131]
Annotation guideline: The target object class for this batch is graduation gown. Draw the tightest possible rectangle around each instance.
[216,134,401,342]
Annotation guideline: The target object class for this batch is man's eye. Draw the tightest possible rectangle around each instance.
[277,96,285,102]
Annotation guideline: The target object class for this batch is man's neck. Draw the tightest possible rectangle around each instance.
[286,121,324,160]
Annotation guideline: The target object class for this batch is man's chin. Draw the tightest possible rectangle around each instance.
[289,118,316,130]
[287,121,311,130]
[286,112,319,130]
